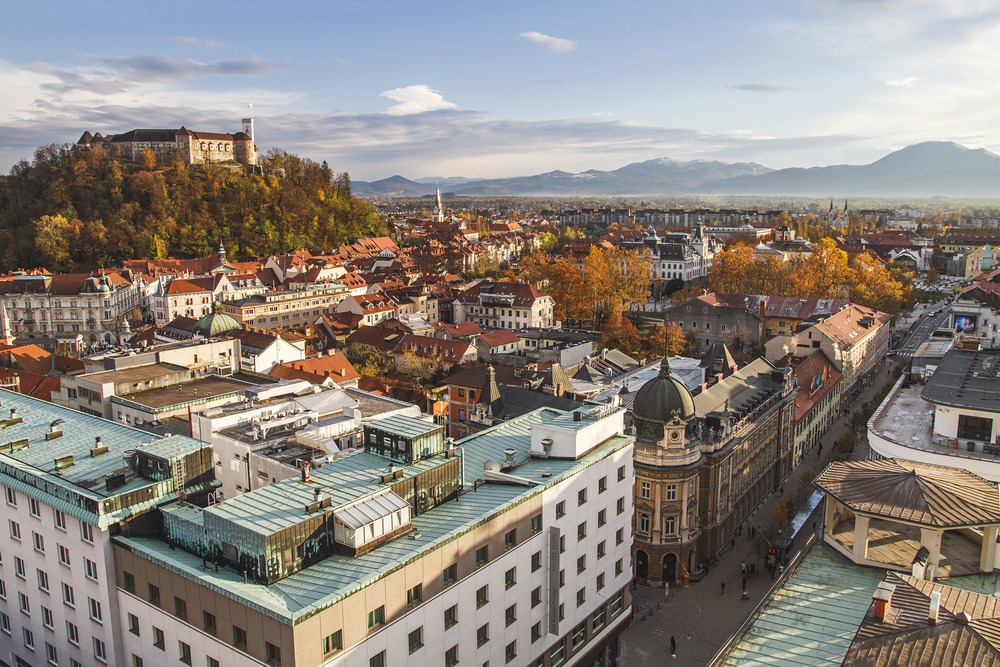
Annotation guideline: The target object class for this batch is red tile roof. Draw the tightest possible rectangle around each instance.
[479,329,521,347]
[270,354,360,384]
[790,350,842,422]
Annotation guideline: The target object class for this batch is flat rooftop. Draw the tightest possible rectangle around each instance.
[0,389,207,513]
[115,407,633,623]
[872,383,1000,466]
[118,375,251,409]
[83,362,188,384]
[921,348,1000,411]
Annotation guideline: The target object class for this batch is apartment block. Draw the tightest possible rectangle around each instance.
[0,391,214,667]
[114,404,634,667]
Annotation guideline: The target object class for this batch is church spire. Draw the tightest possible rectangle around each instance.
[432,185,444,223]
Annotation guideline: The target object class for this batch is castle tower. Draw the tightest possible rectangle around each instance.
[241,116,258,166]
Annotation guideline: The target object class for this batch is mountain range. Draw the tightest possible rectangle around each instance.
[352,142,1000,198]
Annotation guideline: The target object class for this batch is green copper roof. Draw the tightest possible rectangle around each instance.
[192,303,241,337]
[721,546,885,666]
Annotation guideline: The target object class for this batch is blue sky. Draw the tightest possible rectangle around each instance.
[3,0,999,180]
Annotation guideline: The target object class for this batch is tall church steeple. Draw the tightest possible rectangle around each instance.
[432,186,444,223]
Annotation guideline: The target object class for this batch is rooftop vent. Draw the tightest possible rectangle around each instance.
[91,436,108,458]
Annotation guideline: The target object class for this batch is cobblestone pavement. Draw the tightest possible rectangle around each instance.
[617,368,894,666]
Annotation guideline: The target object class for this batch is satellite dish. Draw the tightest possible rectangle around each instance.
[484,460,502,472]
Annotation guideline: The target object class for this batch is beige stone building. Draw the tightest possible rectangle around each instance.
[221,281,349,331]
[628,347,799,585]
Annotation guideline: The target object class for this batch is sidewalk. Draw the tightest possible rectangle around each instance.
[617,367,892,666]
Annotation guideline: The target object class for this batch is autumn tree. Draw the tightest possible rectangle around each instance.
[649,322,687,357]
[596,310,640,357]
[33,214,72,271]
[709,244,754,294]
[848,254,906,315]
[583,246,651,327]
[770,497,792,531]
[518,250,551,289]
[547,259,590,325]
[927,266,939,283]
[138,149,157,171]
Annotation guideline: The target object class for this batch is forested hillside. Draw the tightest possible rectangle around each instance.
[0,144,388,272]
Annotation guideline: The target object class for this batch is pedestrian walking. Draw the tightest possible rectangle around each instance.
[747,526,751,538]
[742,575,747,589]
[741,561,746,575]
[665,582,670,599]
[670,636,676,657]
[721,582,726,595]
[731,538,735,550]
[742,589,749,601]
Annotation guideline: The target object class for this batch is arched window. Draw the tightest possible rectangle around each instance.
[664,516,676,535]
[638,514,650,533]
[200,142,205,150]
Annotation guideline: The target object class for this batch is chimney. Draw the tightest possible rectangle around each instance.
[573,411,582,421]
[928,591,941,625]
[872,582,895,622]
[301,459,311,484]
[503,448,516,469]
[759,298,767,320]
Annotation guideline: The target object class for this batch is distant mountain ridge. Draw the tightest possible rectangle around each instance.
[352,142,1000,198]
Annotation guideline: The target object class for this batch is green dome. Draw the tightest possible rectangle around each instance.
[632,359,695,423]
[192,304,241,338]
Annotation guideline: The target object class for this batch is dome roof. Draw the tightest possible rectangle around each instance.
[192,304,241,338]
[632,358,695,423]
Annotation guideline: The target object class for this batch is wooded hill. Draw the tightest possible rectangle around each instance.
[0,144,388,273]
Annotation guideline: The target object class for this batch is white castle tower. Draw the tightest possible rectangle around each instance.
[241,115,257,166]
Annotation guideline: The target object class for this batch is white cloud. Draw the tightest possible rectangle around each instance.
[519,31,577,53]
[379,85,456,115]
[886,76,918,86]
[170,36,229,50]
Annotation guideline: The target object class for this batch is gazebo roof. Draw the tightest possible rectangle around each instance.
[814,458,1000,528]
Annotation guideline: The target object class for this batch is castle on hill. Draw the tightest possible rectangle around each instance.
[76,117,258,166]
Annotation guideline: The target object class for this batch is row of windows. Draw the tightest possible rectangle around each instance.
[127,609,277,665]
[638,481,678,501]
[126,576,283,664]
[385,589,627,667]
[0,609,102,665]
[5,489,95,541]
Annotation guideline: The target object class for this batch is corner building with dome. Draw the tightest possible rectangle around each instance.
[628,343,799,585]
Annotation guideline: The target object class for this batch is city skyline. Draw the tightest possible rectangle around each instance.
[3,0,999,180]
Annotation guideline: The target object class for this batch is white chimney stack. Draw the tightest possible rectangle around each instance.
[928,591,941,624]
